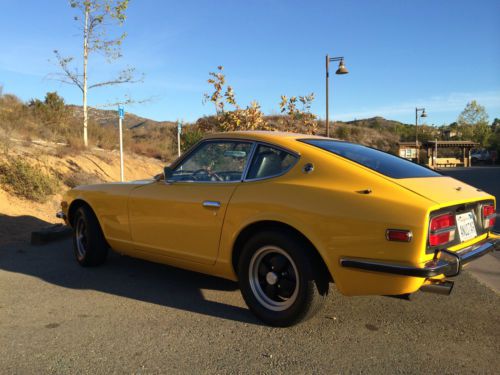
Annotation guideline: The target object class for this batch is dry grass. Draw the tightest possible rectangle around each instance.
[64,170,104,188]
[0,92,178,162]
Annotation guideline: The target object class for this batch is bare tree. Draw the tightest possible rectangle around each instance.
[53,0,142,147]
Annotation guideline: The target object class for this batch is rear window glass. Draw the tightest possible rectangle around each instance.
[247,145,297,180]
[301,139,440,179]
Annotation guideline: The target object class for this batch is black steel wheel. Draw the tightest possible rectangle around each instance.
[238,230,329,326]
[72,205,109,267]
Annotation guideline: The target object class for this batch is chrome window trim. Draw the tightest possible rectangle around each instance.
[242,141,300,182]
[241,142,258,181]
[164,137,301,185]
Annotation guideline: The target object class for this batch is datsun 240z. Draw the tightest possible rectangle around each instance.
[58,131,500,326]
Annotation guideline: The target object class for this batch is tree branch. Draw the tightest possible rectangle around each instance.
[95,94,156,108]
[88,68,144,89]
[51,50,84,92]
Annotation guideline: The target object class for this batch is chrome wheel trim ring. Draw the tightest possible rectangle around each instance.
[248,246,299,312]
[75,217,87,260]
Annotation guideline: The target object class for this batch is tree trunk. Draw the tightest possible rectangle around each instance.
[82,5,89,148]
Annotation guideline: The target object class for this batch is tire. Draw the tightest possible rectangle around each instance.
[72,205,109,267]
[238,230,329,327]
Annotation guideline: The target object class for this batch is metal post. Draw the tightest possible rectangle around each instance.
[415,108,419,163]
[434,139,438,169]
[119,114,124,182]
[325,55,330,138]
[415,108,418,143]
[177,121,181,157]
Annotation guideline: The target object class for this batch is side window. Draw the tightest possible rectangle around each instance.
[171,141,252,182]
[246,145,297,180]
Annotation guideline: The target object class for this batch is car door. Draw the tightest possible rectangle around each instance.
[128,140,254,265]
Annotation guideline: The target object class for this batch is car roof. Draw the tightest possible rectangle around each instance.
[203,131,340,148]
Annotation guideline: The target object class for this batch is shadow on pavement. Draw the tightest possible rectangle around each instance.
[0,214,258,325]
[0,214,51,246]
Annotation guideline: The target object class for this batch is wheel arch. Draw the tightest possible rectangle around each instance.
[231,220,333,283]
[67,198,95,227]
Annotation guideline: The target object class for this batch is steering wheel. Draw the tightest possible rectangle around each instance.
[192,169,223,182]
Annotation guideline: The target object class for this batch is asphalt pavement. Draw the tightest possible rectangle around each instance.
[0,167,499,374]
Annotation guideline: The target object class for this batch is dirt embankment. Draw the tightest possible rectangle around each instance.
[0,139,164,245]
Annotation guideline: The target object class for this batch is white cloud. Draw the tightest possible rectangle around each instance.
[335,91,500,121]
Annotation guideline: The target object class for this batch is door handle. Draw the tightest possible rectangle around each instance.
[202,200,221,208]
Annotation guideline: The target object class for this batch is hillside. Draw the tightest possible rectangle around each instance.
[0,138,163,245]
[1,91,443,161]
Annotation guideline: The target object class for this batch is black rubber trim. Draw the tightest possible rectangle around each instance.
[339,258,450,278]
[340,237,499,278]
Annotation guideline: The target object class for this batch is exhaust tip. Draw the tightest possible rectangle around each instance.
[420,280,454,295]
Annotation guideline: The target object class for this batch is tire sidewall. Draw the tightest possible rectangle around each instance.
[72,206,108,266]
[238,230,318,326]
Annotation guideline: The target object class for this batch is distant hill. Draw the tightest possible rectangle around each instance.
[67,105,176,131]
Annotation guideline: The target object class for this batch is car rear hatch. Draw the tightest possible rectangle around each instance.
[392,176,496,254]
[391,176,488,205]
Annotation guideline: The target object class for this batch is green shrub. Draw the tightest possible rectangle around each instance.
[0,158,58,202]
[181,125,204,152]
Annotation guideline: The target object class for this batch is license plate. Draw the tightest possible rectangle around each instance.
[456,212,477,242]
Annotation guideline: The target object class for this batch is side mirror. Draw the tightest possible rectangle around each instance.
[164,166,174,181]
[153,173,164,182]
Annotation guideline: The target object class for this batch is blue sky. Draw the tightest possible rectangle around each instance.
[1,0,499,125]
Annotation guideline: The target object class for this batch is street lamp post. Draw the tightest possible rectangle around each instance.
[325,54,348,138]
[415,107,427,163]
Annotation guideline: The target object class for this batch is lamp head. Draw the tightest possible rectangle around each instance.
[421,109,427,118]
[335,59,349,75]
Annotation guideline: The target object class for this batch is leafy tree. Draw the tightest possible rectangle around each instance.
[492,118,500,132]
[203,66,270,132]
[53,0,141,147]
[279,94,318,134]
[457,100,491,146]
[29,92,70,139]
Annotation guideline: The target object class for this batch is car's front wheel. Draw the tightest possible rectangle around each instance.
[238,230,329,326]
[72,205,109,267]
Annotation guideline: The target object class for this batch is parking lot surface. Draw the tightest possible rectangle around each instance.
[0,167,499,374]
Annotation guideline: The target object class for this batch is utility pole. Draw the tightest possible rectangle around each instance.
[118,106,125,182]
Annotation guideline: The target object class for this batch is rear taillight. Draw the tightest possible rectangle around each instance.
[483,204,496,229]
[429,213,456,247]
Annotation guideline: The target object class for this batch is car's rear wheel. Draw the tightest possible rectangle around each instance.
[238,230,329,326]
[72,205,109,267]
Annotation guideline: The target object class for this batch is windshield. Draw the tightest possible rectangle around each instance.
[301,139,441,179]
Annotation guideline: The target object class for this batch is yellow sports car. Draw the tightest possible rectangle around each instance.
[58,131,499,326]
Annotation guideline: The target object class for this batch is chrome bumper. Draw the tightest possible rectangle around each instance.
[340,237,500,278]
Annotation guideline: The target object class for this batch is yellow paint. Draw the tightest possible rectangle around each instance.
[61,131,496,296]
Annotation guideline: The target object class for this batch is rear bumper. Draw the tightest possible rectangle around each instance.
[340,236,500,278]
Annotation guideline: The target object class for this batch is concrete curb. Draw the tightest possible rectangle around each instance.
[31,224,72,245]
